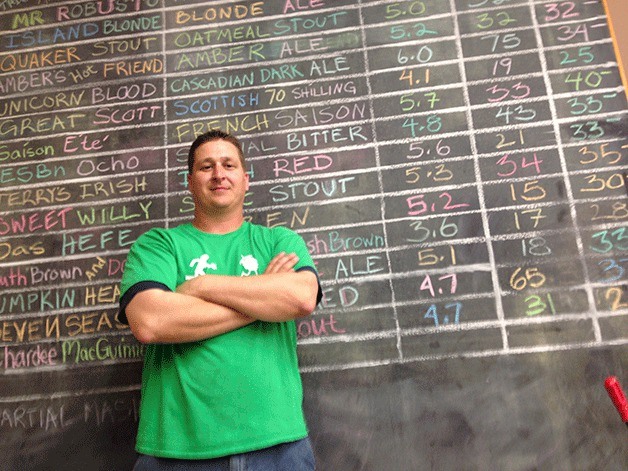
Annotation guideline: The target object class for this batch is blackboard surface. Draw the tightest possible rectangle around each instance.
[0,1,626,470]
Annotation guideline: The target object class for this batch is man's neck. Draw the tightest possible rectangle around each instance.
[192,212,244,234]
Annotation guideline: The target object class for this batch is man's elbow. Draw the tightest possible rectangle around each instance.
[127,314,159,344]
[294,281,319,318]
[293,301,314,319]
[125,296,162,344]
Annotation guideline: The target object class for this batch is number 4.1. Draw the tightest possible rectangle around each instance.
[399,68,431,87]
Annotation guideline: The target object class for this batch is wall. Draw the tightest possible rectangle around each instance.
[0,1,627,469]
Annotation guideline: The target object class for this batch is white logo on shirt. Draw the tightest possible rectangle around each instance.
[239,255,259,276]
[186,254,218,280]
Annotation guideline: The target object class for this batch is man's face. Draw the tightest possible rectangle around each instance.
[187,139,249,216]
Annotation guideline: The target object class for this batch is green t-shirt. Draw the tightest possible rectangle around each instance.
[119,222,319,459]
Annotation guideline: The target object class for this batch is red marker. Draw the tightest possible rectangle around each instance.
[604,376,628,427]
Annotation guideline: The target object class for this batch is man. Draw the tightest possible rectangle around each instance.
[118,129,321,470]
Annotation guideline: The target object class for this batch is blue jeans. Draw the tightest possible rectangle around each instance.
[132,438,315,471]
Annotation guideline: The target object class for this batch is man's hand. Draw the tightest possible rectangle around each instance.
[177,252,299,296]
[264,252,299,274]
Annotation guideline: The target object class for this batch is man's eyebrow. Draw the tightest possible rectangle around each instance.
[197,156,235,162]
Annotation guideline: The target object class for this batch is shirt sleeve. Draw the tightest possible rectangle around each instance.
[117,228,177,324]
[273,227,323,306]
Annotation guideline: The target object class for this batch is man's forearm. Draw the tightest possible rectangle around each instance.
[126,289,255,344]
[177,271,318,322]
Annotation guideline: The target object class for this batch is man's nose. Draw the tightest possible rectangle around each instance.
[212,165,225,179]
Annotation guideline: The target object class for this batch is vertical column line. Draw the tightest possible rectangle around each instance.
[527,0,601,342]
[448,0,509,350]
[356,1,403,360]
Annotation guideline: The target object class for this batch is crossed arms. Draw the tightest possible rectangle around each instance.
[125,252,319,344]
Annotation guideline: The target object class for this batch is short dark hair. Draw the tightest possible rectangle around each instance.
[188,129,245,174]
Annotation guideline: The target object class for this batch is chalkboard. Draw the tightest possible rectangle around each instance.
[1,1,627,469]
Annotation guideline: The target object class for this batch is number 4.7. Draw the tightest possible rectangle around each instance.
[420,273,458,297]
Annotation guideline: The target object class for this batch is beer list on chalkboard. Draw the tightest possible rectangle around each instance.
[0,0,626,458]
